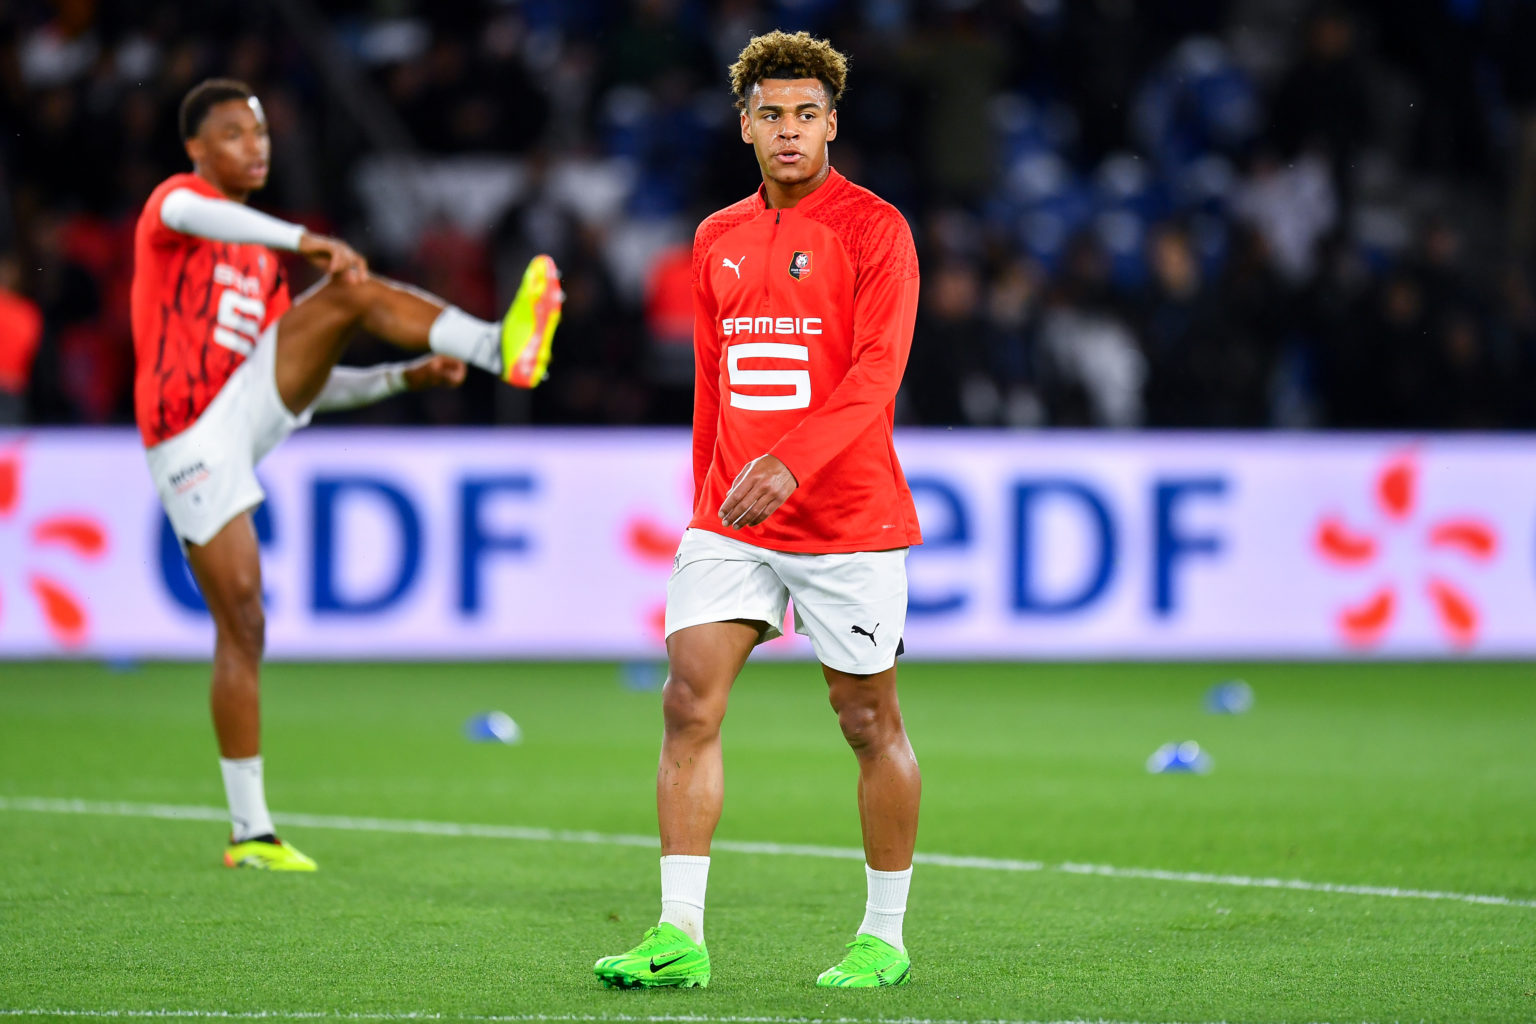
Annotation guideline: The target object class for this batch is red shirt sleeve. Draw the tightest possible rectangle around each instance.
[768,208,919,485]
[691,230,722,510]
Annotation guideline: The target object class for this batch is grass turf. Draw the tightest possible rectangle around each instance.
[0,660,1533,1023]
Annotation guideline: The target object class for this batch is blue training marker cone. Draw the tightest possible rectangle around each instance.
[1205,679,1254,714]
[620,661,666,691]
[1147,740,1212,774]
[464,710,522,744]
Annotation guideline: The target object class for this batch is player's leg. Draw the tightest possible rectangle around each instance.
[186,512,264,762]
[816,661,919,987]
[592,621,756,990]
[144,348,316,871]
[771,545,917,986]
[594,530,785,990]
[271,255,560,414]
[824,663,921,872]
[657,621,759,858]
[183,511,316,871]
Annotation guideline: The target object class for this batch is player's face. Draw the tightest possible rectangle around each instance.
[187,98,271,198]
[741,78,837,191]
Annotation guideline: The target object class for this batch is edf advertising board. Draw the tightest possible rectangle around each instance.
[0,429,1531,660]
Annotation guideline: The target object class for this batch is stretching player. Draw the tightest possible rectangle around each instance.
[594,32,922,988]
[131,79,563,871]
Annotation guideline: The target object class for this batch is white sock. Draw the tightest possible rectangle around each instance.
[219,755,275,843]
[428,306,501,375]
[857,864,912,952]
[659,854,710,946]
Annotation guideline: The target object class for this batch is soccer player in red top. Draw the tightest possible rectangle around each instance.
[594,32,922,989]
[132,79,563,872]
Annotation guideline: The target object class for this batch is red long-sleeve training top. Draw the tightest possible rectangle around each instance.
[131,173,290,447]
[688,168,923,553]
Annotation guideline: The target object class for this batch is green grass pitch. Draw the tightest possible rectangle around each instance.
[1,660,1533,1023]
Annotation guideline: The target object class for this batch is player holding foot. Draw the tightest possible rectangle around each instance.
[593,32,921,989]
[131,79,562,871]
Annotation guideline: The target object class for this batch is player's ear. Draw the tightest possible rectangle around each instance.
[185,136,203,167]
[740,108,752,145]
[826,107,837,143]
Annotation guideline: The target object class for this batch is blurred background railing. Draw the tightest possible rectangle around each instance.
[3,0,1536,432]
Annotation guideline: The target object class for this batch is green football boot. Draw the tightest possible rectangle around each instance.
[222,835,317,871]
[816,933,911,988]
[500,254,562,388]
[593,922,710,989]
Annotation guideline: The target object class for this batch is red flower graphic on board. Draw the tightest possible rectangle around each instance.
[623,515,680,640]
[619,470,796,647]
[0,445,109,648]
[1313,451,1496,649]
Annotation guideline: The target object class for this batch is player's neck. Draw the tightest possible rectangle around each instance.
[762,162,832,210]
[193,165,249,204]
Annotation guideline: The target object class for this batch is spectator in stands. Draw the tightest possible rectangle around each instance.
[1039,233,1146,427]
[0,0,1532,433]
[0,253,42,424]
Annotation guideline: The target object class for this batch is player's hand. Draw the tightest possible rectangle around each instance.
[718,454,798,530]
[298,232,369,284]
[401,354,467,391]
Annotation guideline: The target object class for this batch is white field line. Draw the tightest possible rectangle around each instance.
[3,795,1533,910]
[0,1013,1383,1024]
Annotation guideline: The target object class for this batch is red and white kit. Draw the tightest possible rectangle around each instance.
[131,173,313,545]
[667,169,923,673]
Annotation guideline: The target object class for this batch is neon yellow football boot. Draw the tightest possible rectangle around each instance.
[501,254,563,388]
[593,923,710,989]
[223,836,318,871]
[816,934,911,987]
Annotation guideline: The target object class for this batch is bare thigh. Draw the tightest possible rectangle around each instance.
[184,509,265,635]
[663,619,762,723]
[272,274,442,414]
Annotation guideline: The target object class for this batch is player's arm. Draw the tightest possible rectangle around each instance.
[691,239,723,511]
[309,355,466,414]
[719,214,919,529]
[159,188,367,282]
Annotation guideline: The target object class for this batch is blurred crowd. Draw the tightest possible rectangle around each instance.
[4,0,1536,430]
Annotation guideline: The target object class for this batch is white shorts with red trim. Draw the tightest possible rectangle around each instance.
[143,325,311,547]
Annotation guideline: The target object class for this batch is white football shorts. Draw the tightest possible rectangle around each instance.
[664,527,909,675]
[143,324,312,547]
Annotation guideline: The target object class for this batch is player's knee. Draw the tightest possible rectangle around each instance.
[230,600,265,657]
[661,671,725,738]
[318,272,376,316]
[216,581,265,656]
[829,681,898,752]
[834,698,883,751]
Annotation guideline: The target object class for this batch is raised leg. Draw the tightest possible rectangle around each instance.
[272,274,447,415]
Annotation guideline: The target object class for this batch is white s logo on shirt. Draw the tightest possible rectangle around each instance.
[727,343,810,410]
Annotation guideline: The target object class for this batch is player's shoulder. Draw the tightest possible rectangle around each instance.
[138,173,220,243]
[692,193,762,281]
[143,172,218,211]
[831,177,910,235]
[830,173,898,215]
[694,193,761,249]
[816,174,916,272]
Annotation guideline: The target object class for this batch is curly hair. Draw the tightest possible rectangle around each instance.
[729,30,848,111]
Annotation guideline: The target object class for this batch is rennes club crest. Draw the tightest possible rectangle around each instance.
[788,251,813,281]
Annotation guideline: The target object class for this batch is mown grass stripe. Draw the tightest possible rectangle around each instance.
[0,1012,1382,1024]
[3,795,1532,910]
